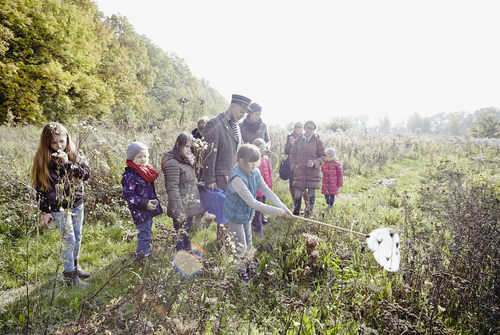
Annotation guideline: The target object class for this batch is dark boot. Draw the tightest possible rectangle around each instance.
[304,207,312,218]
[251,216,264,237]
[248,261,257,279]
[74,259,91,279]
[63,270,89,288]
[254,225,263,237]
[293,200,302,216]
[238,268,250,284]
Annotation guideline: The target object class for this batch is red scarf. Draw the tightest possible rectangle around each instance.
[126,160,159,183]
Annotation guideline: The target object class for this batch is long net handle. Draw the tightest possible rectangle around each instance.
[291,215,368,238]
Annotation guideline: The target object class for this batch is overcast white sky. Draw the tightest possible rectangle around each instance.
[94,0,500,127]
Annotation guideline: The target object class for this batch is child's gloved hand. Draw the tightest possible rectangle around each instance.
[147,199,159,211]
[306,160,314,167]
[41,213,54,228]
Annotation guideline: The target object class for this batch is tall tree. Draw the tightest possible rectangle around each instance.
[325,117,354,132]
[407,112,431,134]
[445,112,465,136]
[0,0,117,123]
[469,113,500,138]
[0,0,226,125]
[378,115,391,133]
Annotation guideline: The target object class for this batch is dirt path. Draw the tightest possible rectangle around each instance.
[338,178,397,203]
[0,283,39,309]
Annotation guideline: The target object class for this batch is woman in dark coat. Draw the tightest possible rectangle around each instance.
[239,102,270,145]
[162,132,204,251]
[284,121,309,205]
[289,121,326,217]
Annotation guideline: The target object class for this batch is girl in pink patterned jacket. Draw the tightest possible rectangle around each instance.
[321,148,343,208]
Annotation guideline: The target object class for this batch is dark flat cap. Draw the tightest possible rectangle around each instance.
[231,94,252,110]
[249,102,262,113]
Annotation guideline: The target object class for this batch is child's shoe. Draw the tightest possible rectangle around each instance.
[252,222,264,237]
[63,270,89,288]
[248,262,257,279]
[74,259,91,279]
[238,268,250,284]
[135,252,156,263]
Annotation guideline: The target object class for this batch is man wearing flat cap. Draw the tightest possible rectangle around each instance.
[201,94,250,245]
[201,94,251,191]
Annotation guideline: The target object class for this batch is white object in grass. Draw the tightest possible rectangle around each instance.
[366,228,400,272]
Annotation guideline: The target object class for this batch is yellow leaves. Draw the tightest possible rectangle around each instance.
[40,61,72,91]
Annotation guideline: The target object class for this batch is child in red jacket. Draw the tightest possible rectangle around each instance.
[321,148,343,208]
[251,138,273,236]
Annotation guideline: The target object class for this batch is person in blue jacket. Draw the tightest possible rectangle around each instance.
[223,144,293,283]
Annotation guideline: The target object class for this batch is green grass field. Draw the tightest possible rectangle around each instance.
[0,123,498,334]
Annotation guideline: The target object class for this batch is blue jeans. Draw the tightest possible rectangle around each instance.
[324,194,335,206]
[173,217,193,251]
[52,204,84,272]
[293,189,316,215]
[136,218,153,258]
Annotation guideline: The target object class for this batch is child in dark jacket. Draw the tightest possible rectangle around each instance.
[31,122,91,288]
[321,148,343,208]
[122,142,163,260]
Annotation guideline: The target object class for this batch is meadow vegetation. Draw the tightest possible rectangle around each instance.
[0,122,498,334]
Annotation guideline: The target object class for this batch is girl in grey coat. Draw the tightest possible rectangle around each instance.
[162,132,204,251]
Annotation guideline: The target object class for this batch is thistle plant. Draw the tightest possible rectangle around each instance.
[190,138,213,181]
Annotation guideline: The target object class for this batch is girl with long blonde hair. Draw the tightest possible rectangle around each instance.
[31,122,91,288]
